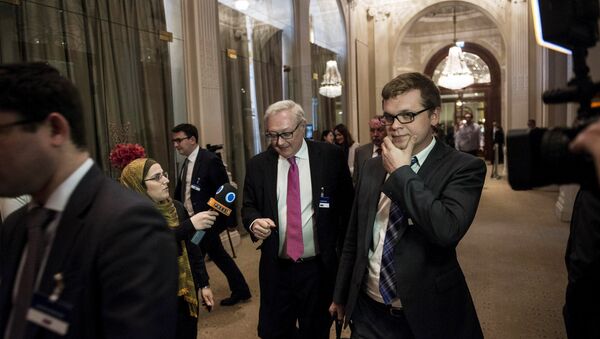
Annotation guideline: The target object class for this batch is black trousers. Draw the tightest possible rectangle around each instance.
[564,281,600,339]
[350,292,414,339]
[176,298,198,339]
[258,258,332,339]
[200,229,250,297]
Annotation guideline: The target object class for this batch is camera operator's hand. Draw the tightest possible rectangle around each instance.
[570,120,600,184]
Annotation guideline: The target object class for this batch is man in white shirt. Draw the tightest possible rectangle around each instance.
[0,62,177,339]
[331,72,485,339]
[172,123,251,306]
[242,100,354,339]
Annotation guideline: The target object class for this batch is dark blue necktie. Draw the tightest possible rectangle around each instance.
[379,156,417,304]
[8,207,56,339]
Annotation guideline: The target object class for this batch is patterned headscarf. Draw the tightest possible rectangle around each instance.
[120,158,199,317]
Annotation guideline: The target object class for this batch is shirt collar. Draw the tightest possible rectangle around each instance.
[42,158,94,212]
[279,139,309,161]
[187,145,200,162]
[413,137,436,168]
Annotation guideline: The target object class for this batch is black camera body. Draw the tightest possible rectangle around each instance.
[507,0,599,190]
[507,123,598,190]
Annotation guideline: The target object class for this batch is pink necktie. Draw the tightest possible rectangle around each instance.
[286,156,304,261]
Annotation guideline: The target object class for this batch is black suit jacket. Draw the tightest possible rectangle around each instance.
[174,148,230,234]
[353,142,375,185]
[242,140,354,300]
[0,165,178,339]
[334,139,485,339]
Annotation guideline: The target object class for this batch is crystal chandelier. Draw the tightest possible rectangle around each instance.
[437,8,474,90]
[234,0,249,11]
[319,60,343,98]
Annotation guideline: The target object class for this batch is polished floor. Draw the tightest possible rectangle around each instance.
[198,166,570,338]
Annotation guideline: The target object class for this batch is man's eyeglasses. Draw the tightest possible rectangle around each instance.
[144,171,169,182]
[265,123,302,142]
[172,137,190,144]
[381,107,432,125]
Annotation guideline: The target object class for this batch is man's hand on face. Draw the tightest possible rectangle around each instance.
[381,135,416,174]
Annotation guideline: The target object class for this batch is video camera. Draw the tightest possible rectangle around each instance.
[206,143,224,159]
[507,0,600,190]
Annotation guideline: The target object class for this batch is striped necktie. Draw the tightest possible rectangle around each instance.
[379,156,417,304]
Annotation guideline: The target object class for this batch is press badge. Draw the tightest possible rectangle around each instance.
[27,293,72,335]
[319,196,330,208]
[318,187,330,208]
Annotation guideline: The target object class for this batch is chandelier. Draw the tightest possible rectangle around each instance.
[319,60,343,98]
[437,8,474,90]
[234,0,249,11]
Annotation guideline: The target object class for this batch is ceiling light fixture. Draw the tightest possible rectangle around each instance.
[234,0,249,11]
[319,60,343,98]
[437,8,474,90]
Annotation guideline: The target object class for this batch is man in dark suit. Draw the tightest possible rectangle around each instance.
[330,72,485,339]
[564,121,600,339]
[0,62,178,338]
[172,123,251,306]
[242,100,353,339]
[353,116,386,185]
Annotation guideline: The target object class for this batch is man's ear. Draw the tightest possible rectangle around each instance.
[430,107,440,126]
[47,112,70,146]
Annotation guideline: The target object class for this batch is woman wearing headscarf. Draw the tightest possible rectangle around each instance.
[120,158,218,339]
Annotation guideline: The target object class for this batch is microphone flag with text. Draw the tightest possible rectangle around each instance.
[191,183,237,245]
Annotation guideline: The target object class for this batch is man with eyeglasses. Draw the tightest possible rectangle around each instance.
[242,100,353,339]
[171,123,251,306]
[0,62,178,338]
[330,72,485,339]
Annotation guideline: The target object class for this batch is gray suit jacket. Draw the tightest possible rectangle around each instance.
[352,142,376,185]
[334,139,485,339]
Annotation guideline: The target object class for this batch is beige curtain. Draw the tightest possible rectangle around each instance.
[219,4,282,188]
[0,0,174,178]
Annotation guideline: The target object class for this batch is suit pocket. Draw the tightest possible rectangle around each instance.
[435,267,465,293]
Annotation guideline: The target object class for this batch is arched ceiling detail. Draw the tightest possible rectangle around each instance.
[371,0,507,76]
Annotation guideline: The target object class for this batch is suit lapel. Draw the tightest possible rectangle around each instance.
[0,208,28,327]
[363,161,387,252]
[307,141,322,219]
[415,138,448,181]
[264,148,279,223]
[38,166,103,293]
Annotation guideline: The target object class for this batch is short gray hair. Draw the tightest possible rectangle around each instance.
[264,100,306,126]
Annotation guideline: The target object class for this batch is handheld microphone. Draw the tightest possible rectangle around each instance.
[191,183,237,245]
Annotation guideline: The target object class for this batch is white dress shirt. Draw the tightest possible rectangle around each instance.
[183,145,199,216]
[364,137,436,306]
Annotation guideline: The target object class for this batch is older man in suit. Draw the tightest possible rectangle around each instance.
[353,116,387,184]
[172,123,251,306]
[330,72,485,339]
[0,62,178,339]
[242,100,354,339]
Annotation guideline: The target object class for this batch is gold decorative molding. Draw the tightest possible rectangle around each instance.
[159,30,173,42]
[227,49,237,59]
